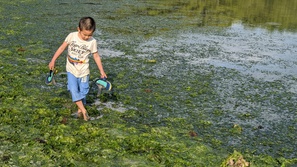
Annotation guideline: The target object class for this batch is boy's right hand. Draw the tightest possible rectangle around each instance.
[48,61,55,70]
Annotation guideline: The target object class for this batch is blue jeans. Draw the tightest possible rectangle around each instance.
[67,72,89,104]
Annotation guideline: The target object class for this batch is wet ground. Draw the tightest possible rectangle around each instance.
[1,0,296,164]
[94,0,297,158]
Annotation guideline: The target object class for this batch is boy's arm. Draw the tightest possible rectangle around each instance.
[93,52,107,78]
[49,41,68,70]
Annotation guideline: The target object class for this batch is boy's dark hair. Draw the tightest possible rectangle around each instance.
[78,17,96,32]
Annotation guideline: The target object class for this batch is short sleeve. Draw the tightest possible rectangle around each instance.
[64,33,73,44]
[90,39,98,54]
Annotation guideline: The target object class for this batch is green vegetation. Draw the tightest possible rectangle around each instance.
[0,0,297,166]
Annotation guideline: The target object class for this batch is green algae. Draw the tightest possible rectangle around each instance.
[0,0,297,166]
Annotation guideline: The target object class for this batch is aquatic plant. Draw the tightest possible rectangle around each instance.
[1,0,297,166]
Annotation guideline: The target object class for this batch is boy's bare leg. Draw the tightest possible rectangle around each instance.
[77,109,82,118]
[75,100,89,121]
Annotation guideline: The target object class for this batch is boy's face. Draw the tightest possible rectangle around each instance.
[78,28,94,41]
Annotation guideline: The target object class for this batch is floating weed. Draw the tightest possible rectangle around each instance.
[230,124,243,135]
[221,150,249,167]
[145,59,157,63]
[116,83,129,90]
[200,120,213,127]
[2,29,19,36]
[1,0,297,166]
[213,109,225,116]
[0,48,13,56]
[115,70,127,80]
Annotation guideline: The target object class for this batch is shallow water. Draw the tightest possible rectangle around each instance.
[94,0,297,158]
[126,26,297,157]
[1,0,297,162]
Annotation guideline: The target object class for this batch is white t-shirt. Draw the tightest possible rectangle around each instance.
[65,32,98,78]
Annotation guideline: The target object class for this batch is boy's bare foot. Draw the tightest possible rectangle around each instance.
[81,110,89,121]
[75,100,89,121]
[83,113,89,121]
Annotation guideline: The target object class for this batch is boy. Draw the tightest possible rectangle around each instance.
[49,17,107,121]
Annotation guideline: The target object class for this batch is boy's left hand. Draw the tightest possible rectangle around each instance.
[101,72,107,79]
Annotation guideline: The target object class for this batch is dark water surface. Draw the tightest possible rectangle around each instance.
[1,0,297,162]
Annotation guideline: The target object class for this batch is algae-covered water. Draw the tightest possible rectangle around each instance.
[1,0,297,166]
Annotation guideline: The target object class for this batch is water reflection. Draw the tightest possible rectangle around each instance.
[138,0,297,32]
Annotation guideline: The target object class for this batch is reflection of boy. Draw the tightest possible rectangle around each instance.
[49,17,107,121]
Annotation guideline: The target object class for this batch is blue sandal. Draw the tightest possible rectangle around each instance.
[45,70,56,85]
[95,77,112,91]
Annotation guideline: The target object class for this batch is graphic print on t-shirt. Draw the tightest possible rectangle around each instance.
[68,41,91,65]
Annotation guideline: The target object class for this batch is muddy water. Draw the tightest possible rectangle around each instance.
[1,0,297,159]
